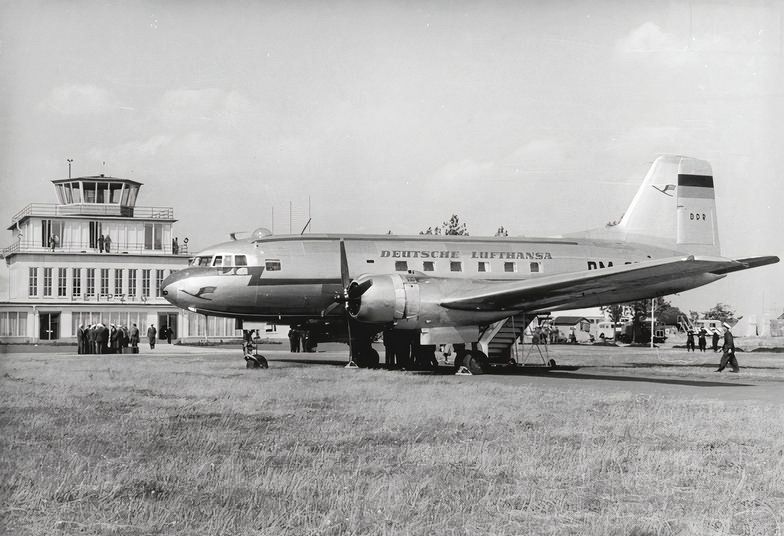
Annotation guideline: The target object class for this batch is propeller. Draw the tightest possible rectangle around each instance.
[339,240,358,366]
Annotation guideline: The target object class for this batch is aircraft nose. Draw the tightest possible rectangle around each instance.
[161,270,191,303]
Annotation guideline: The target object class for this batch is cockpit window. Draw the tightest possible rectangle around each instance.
[198,257,211,267]
[212,256,223,267]
[235,255,247,266]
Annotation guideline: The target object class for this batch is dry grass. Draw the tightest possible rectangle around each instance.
[1,348,783,536]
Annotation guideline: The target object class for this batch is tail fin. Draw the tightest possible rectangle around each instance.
[613,155,720,255]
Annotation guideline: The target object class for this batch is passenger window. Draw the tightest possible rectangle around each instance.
[450,261,462,272]
[423,261,434,272]
[212,256,223,267]
[235,255,247,266]
[395,261,408,271]
[478,261,490,273]
[223,255,233,266]
[504,262,516,273]
[530,262,540,273]
[265,260,281,271]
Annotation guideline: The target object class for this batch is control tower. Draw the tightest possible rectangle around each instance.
[0,173,189,342]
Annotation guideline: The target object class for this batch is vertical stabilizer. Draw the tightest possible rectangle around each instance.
[616,155,720,255]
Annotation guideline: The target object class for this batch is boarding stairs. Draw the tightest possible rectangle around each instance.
[677,314,695,334]
[478,313,533,363]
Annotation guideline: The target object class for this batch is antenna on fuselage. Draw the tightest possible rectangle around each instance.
[300,218,312,235]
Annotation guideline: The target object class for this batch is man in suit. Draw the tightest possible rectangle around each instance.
[147,324,157,349]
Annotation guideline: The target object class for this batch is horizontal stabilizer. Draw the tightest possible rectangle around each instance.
[709,255,780,275]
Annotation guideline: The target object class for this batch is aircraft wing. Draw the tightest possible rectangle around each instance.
[439,255,776,312]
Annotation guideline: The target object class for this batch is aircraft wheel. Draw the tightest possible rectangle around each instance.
[246,359,259,369]
[462,350,488,375]
[548,358,556,368]
[353,347,379,368]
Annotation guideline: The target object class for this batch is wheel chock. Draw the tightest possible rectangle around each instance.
[455,366,472,376]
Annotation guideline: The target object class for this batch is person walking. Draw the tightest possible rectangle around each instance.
[716,322,739,372]
[130,323,140,354]
[147,324,157,349]
[686,330,695,352]
[698,329,707,352]
[711,330,720,352]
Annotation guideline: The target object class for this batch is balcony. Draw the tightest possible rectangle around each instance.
[10,203,175,225]
[1,239,190,258]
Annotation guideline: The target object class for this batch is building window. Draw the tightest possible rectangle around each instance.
[100,268,109,296]
[128,269,137,298]
[423,261,435,272]
[504,262,516,273]
[530,262,541,273]
[114,269,123,296]
[58,268,67,297]
[0,312,27,337]
[41,220,64,249]
[72,268,81,297]
[450,261,462,272]
[28,268,38,297]
[43,268,52,296]
[395,261,408,271]
[478,261,490,273]
[142,269,150,298]
[265,260,281,271]
[155,270,165,297]
[89,221,102,249]
[86,268,95,296]
[144,223,163,251]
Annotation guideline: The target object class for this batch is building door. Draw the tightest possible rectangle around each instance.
[158,312,178,340]
[39,313,60,340]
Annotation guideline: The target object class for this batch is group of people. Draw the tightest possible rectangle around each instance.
[287,328,314,352]
[77,322,140,354]
[685,327,722,352]
[96,234,113,253]
[76,323,167,353]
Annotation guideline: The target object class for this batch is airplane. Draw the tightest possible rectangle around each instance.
[161,155,779,373]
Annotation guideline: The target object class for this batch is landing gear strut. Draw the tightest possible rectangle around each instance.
[243,330,268,369]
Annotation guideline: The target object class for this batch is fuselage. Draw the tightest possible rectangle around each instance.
[161,233,720,326]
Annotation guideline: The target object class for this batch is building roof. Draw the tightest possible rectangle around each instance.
[552,316,589,325]
[52,175,144,186]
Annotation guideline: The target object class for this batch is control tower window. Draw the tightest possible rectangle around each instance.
[110,183,122,203]
[71,182,82,203]
[84,182,96,203]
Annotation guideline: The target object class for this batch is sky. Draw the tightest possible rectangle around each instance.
[1,0,782,318]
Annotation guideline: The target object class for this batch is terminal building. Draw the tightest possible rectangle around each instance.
[0,174,244,344]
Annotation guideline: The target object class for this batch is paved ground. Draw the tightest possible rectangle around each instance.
[3,341,783,406]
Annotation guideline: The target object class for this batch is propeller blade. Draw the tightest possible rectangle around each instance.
[348,279,373,300]
[339,240,350,289]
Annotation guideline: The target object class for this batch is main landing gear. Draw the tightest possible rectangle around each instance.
[346,340,380,369]
[454,348,490,375]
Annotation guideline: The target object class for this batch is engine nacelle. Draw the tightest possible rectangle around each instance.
[348,273,418,323]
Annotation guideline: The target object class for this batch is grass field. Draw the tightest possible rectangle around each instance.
[1,347,783,535]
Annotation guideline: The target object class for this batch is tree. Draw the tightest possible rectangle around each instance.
[420,214,469,236]
[600,304,625,325]
[703,303,736,324]
[441,214,468,236]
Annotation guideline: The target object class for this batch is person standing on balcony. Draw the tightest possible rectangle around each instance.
[104,234,112,253]
[172,237,179,255]
[98,234,105,253]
